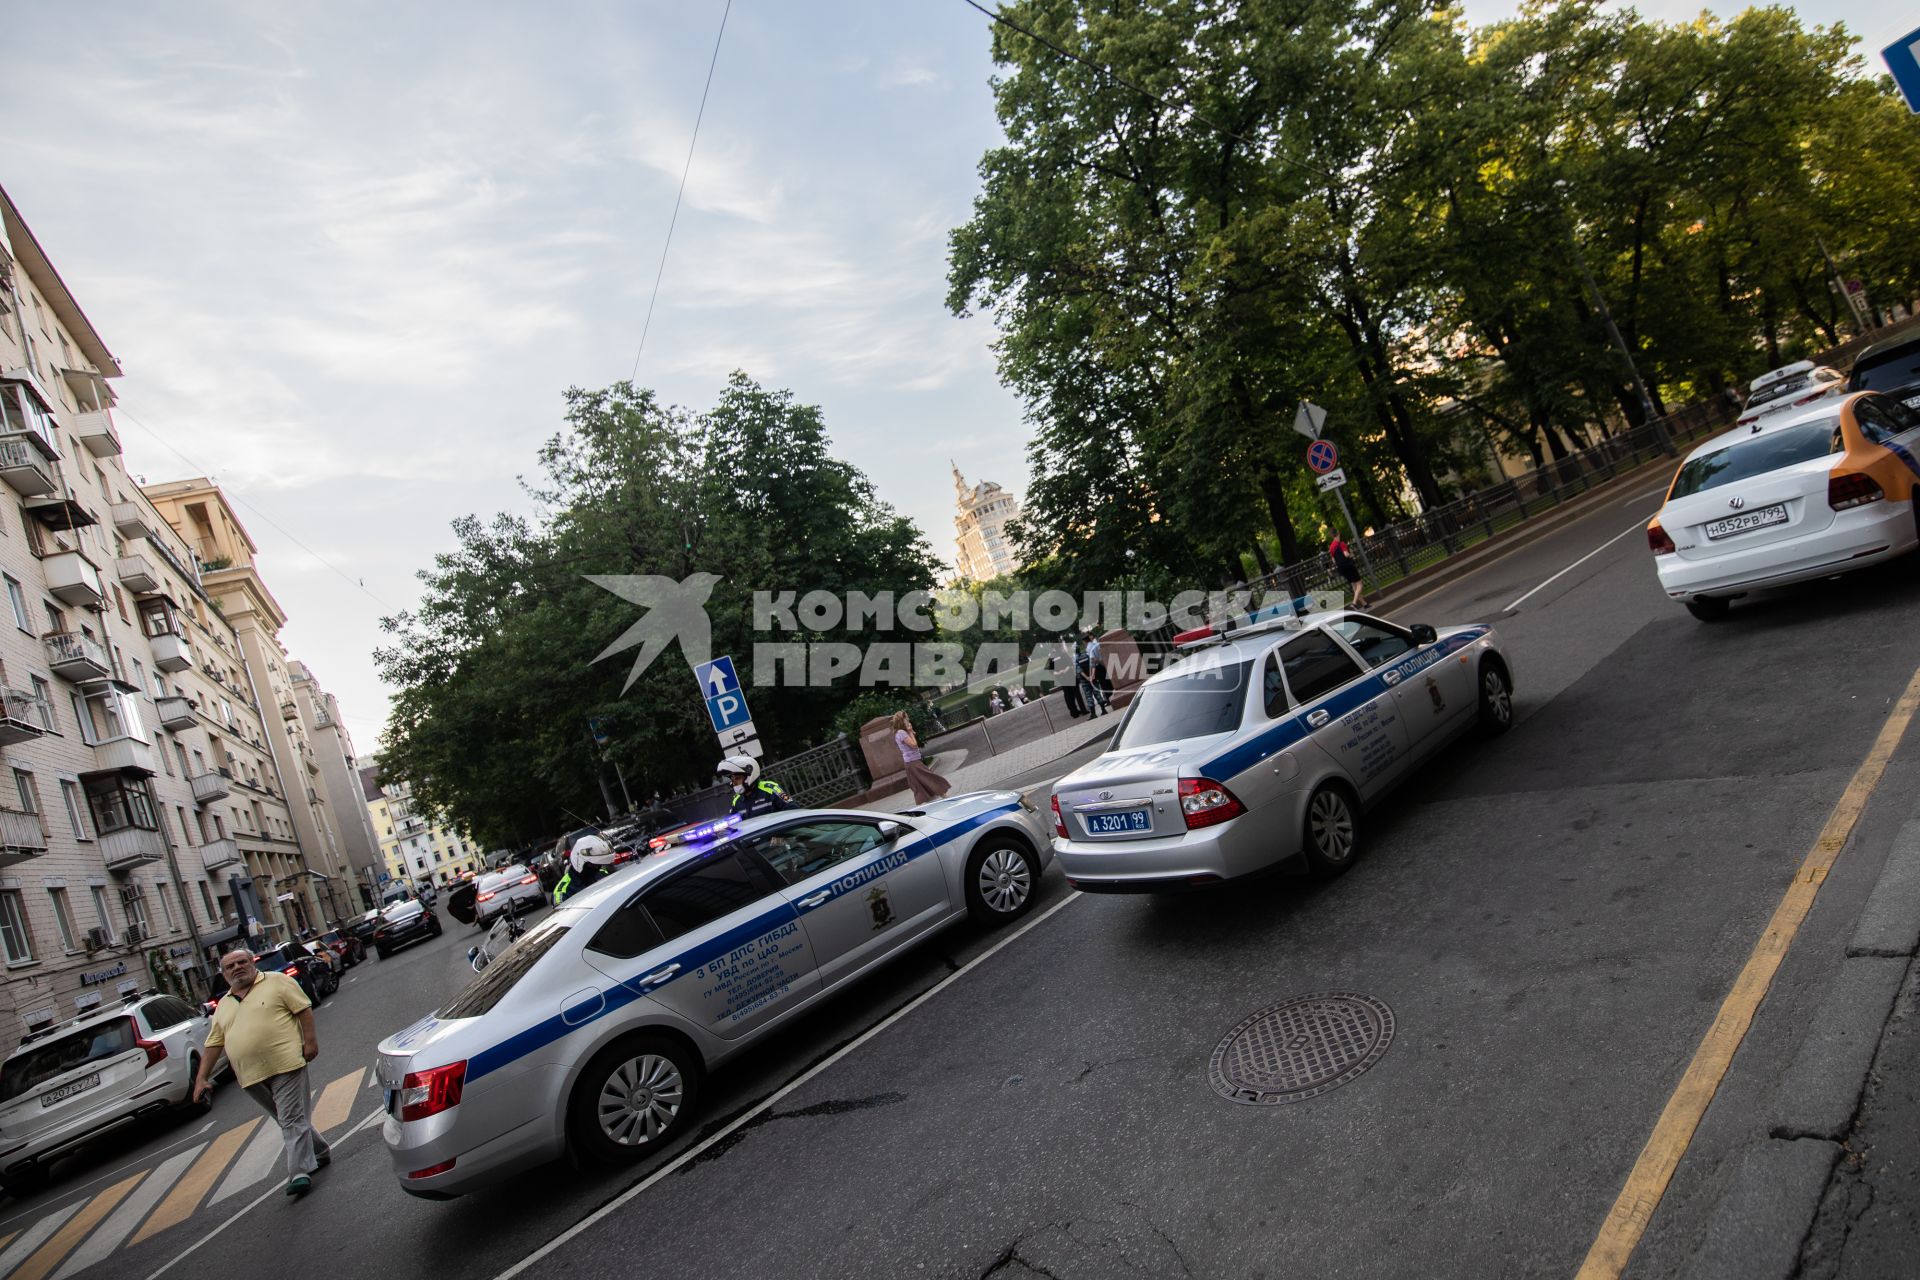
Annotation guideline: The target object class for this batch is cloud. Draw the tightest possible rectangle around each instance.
[879,61,943,89]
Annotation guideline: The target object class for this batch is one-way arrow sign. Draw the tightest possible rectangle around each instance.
[695,656,740,699]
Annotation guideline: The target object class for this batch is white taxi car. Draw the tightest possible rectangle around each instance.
[1049,611,1512,891]
[375,793,1052,1197]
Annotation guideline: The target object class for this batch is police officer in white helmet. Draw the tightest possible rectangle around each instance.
[552,833,618,905]
[717,754,794,819]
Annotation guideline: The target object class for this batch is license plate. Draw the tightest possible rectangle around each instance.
[1084,808,1151,835]
[1904,394,1920,411]
[40,1072,100,1107]
[1704,503,1788,540]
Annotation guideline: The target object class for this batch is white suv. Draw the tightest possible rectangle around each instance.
[0,992,211,1195]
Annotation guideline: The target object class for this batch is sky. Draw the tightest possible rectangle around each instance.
[0,1,1906,752]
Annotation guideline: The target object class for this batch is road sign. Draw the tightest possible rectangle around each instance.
[1316,468,1347,492]
[586,716,609,746]
[717,721,758,748]
[706,689,752,733]
[1885,28,1920,112]
[733,737,765,759]
[695,656,740,699]
[1307,439,1339,474]
[1293,401,1327,440]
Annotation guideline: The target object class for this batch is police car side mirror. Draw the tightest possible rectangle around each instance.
[877,820,905,842]
[1409,623,1438,645]
[466,946,486,974]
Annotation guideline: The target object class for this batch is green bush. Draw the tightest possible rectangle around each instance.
[831,690,938,740]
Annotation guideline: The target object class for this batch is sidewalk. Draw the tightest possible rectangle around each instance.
[860,714,1117,813]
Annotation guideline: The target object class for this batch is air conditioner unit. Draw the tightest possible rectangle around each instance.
[121,922,148,945]
[84,926,110,952]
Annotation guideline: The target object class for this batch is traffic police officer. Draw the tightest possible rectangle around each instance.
[717,754,795,818]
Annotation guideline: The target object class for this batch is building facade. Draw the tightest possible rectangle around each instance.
[952,464,1022,582]
[0,186,330,1044]
[288,660,383,908]
[360,762,484,891]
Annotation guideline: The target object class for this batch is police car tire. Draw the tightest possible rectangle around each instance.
[964,838,1040,923]
[1477,661,1513,736]
[568,1035,701,1167]
[1685,597,1730,621]
[1301,784,1360,878]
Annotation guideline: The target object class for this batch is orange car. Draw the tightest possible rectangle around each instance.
[1648,390,1920,620]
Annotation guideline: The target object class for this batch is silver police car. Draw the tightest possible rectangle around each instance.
[1050,611,1512,889]
[375,792,1052,1196]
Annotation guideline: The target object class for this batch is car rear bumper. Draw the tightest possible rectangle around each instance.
[1052,809,1299,889]
[383,1067,566,1197]
[1657,500,1916,599]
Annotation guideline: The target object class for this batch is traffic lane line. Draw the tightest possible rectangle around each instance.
[1504,511,1662,613]
[491,890,1086,1280]
[9,1172,143,1280]
[310,1068,364,1133]
[0,1202,81,1277]
[126,1119,258,1248]
[208,1122,281,1205]
[51,1144,204,1280]
[1576,660,1920,1278]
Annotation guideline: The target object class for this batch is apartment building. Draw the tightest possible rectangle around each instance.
[360,763,485,891]
[287,660,383,906]
[0,186,327,1044]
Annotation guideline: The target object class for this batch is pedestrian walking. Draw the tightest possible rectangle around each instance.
[192,949,330,1197]
[892,711,950,804]
[1329,535,1367,608]
[1083,630,1112,702]
[1075,638,1110,716]
[1051,639,1084,717]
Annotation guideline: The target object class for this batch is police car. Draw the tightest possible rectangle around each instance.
[374,793,1052,1196]
[1049,610,1512,890]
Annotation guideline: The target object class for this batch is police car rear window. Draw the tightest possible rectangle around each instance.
[1669,418,1839,498]
[1113,660,1253,748]
[439,917,571,1020]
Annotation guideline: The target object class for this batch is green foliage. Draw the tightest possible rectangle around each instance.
[375,375,941,847]
[830,690,937,741]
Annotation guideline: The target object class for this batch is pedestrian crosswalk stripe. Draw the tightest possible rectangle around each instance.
[0,1230,15,1253]
[6,1172,141,1280]
[51,1144,205,1280]
[0,1204,79,1278]
[210,1122,283,1205]
[127,1118,259,1248]
[312,1068,363,1133]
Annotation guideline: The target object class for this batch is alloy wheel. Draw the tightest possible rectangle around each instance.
[1483,669,1512,727]
[976,846,1033,914]
[1309,790,1356,864]
[596,1054,684,1147]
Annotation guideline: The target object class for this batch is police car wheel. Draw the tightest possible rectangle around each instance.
[1477,662,1513,736]
[570,1036,700,1166]
[965,839,1038,923]
[1302,785,1360,878]
[1685,597,1730,622]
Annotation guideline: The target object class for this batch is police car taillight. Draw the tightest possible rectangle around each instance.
[1179,778,1245,829]
[1829,472,1884,511]
[1647,520,1676,556]
[1050,795,1067,839]
[399,1060,466,1121]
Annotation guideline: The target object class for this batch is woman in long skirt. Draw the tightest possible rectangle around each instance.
[893,710,950,804]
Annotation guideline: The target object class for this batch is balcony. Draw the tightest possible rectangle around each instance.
[0,808,47,868]
[155,695,196,730]
[199,837,241,872]
[43,631,111,682]
[73,407,121,457]
[280,698,298,720]
[24,493,96,532]
[190,770,231,804]
[313,706,335,729]
[0,688,47,745]
[148,632,191,673]
[0,435,56,497]
[87,735,157,776]
[100,826,165,871]
[40,551,105,609]
[110,502,151,540]
[115,554,159,594]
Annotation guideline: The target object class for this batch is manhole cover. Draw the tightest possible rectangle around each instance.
[1207,993,1396,1105]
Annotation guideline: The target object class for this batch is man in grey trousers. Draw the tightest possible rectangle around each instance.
[192,949,331,1196]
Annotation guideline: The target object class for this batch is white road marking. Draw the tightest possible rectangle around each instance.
[208,1123,281,1204]
[0,1201,82,1275]
[0,1122,217,1232]
[491,890,1086,1280]
[51,1144,205,1280]
[1504,513,1659,613]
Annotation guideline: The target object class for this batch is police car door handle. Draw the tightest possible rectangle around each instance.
[797,891,830,907]
[640,964,680,985]
[1306,710,1331,727]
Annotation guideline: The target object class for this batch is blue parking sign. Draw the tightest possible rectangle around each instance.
[1886,28,1920,112]
[706,689,752,733]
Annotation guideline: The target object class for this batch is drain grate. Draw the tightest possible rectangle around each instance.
[1207,993,1396,1106]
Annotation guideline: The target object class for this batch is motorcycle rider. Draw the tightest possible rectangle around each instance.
[551,833,619,906]
[718,754,794,819]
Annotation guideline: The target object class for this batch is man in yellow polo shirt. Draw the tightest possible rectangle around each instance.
[191,948,331,1197]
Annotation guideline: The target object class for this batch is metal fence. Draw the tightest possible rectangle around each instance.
[659,734,872,824]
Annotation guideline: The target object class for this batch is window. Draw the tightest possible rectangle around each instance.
[176,806,195,848]
[750,820,892,885]
[13,768,38,815]
[130,658,145,696]
[1262,653,1289,718]
[0,890,35,964]
[0,1021,142,1103]
[1113,659,1253,749]
[60,781,89,840]
[85,778,158,835]
[1670,418,1843,499]
[1327,618,1418,669]
[28,677,52,730]
[1278,632,1366,705]
[156,883,175,930]
[3,576,28,633]
[122,885,148,935]
[1853,398,1909,444]
[641,852,768,942]
[198,880,216,922]
[46,888,76,951]
[588,896,668,959]
[439,916,571,1019]
[69,693,91,744]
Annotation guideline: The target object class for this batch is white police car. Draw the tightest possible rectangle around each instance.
[1049,611,1512,890]
[374,793,1052,1196]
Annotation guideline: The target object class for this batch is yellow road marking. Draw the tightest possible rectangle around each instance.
[1577,663,1920,1279]
[9,1171,143,1280]
[0,1228,17,1252]
[311,1068,364,1133]
[128,1118,260,1248]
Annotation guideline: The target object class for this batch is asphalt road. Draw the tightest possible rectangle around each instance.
[12,471,1920,1280]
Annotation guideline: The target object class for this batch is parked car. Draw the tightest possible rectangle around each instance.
[472,865,546,929]
[0,992,212,1195]
[373,899,443,959]
[1845,332,1920,411]
[319,927,366,968]
[300,939,344,980]
[376,793,1052,1196]
[1735,360,1848,430]
[244,943,337,1003]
